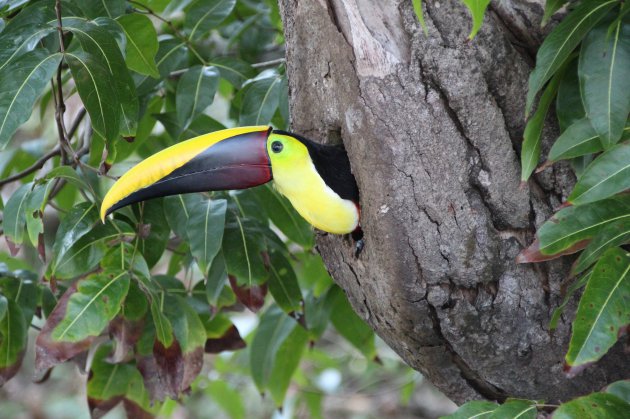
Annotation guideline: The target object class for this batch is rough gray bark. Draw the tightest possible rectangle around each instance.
[279,0,630,405]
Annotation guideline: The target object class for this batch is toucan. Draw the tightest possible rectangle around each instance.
[100,126,362,241]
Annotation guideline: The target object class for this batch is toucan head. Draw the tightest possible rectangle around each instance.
[100,126,322,222]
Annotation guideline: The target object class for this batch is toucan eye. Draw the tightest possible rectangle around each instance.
[271,141,283,153]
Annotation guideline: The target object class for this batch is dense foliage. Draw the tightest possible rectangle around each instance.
[438,0,630,417]
[0,0,404,417]
[519,0,630,378]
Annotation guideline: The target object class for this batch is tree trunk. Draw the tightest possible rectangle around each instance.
[278,0,629,405]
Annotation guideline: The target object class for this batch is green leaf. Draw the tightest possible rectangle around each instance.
[565,247,630,373]
[206,380,245,419]
[556,59,586,131]
[329,286,376,359]
[208,56,255,88]
[0,295,6,322]
[116,14,160,78]
[50,220,134,280]
[187,199,227,276]
[51,271,130,342]
[64,17,139,137]
[526,0,617,115]
[180,114,226,141]
[122,280,149,321]
[40,165,91,191]
[206,251,229,307]
[542,0,568,27]
[0,2,55,73]
[250,305,303,392]
[132,0,170,12]
[87,344,154,418]
[521,69,561,180]
[489,400,536,419]
[296,251,333,296]
[268,317,308,406]
[461,0,490,40]
[101,242,151,280]
[523,194,630,258]
[267,249,302,313]
[65,50,121,143]
[253,184,314,248]
[135,38,187,96]
[550,270,592,330]
[0,0,30,16]
[24,181,53,248]
[164,194,203,239]
[440,400,497,418]
[73,0,125,19]
[606,380,630,403]
[0,299,27,385]
[185,0,236,40]
[164,295,205,354]
[2,182,32,250]
[411,0,428,36]
[134,200,168,269]
[0,50,61,149]
[553,392,630,418]
[47,203,99,277]
[238,72,282,125]
[11,273,37,326]
[150,293,174,347]
[201,313,232,339]
[548,118,603,162]
[176,65,220,128]
[223,214,268,286]
[574,219,630,275]
[116,96,162,161]
[40,286,57,318]
[304,289,335,340]
[568,143,630,205]
[579,18,630,147]
[154,111,186,141]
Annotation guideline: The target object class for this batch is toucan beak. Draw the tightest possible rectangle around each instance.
[101,126,272,221]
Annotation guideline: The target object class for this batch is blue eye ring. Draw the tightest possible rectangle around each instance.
[271,141,283,153]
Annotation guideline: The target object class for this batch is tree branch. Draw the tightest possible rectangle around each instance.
[251,57,286,68]
[169,57,286,78]
[53,0,73,164]
[0,148,61,188]
[67,107,86,140]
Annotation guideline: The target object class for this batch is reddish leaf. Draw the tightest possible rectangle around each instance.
[181,346,203,395]
[34,283,94,380]
[0,347,25,387]
[108,316,145,363]
[124,400,155,419]
[134,355,159,399]
[137,340,184,400]
[37,233,46,262]
[516,238,589,263]
[5,237,19,257]
[229,275,267,312]
[89,396,124,419]
[205,325,246,353]
[0,362,22,386]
